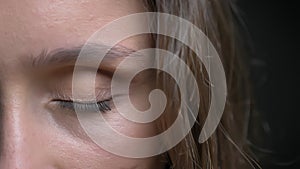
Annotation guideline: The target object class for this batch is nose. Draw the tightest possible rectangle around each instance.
[0,87,53,169]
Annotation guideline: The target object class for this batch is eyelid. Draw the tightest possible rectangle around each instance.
[51,87,112,102]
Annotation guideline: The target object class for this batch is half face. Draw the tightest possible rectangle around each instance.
[0,0,165,168]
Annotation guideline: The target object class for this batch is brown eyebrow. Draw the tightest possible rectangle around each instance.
[31,43,137,71]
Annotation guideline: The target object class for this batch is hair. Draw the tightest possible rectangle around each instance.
[143,0,258,168]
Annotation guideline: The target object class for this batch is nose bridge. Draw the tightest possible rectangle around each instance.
[0,84,39,168]
[2,106,29,168]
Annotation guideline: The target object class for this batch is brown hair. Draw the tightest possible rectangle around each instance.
[143,0,258,168]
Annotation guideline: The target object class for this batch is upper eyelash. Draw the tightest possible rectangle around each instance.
[50,88,113,112]
[55,99,112,113]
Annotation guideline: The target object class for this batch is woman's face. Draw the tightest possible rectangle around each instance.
[0,0,164,168]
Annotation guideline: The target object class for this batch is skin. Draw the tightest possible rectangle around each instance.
[0,0,165,168]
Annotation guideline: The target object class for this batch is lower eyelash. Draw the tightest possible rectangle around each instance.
[57,100,112,113]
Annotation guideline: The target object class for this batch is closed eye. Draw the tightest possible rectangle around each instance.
[54,99,112,113]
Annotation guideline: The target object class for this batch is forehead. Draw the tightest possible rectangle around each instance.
[0,0,146,65]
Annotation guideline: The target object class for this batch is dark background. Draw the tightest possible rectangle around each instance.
[238,1,299,168]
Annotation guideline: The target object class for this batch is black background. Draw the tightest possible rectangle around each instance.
[238,1,299,168]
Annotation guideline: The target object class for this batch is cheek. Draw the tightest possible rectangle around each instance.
[43,114,160,169]
[50,142,158,169]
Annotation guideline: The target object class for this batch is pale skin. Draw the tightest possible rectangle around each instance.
[0,0,165,168]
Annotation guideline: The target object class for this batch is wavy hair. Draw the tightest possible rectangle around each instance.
[143,0,258,168]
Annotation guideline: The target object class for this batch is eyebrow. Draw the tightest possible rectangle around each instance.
[30,43,137,71]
